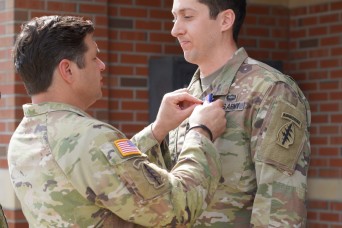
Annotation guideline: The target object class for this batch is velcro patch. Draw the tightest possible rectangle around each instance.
[114,139,141,157]
[258,98,306,175]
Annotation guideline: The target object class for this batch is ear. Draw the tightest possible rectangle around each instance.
[58,59,74,84]
[220,9,235,32]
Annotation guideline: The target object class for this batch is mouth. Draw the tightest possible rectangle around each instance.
[179,40,190,49]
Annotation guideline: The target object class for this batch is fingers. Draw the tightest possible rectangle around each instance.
[189,99,226,141]
[165,90,203,106]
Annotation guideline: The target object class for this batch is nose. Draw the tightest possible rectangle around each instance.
[171,19,184,38]
[97,58,106,71]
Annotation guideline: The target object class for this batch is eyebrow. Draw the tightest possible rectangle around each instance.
[172,8,196,14]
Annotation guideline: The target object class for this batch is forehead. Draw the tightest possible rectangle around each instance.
[172,0,207,13]
[84,33,98,52]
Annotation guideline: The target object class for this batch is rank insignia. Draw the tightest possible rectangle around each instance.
[277,112,302,149]
[114,139,141,157]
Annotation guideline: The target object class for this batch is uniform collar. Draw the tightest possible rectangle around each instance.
[23,102,91,118]
[188,47,249,98]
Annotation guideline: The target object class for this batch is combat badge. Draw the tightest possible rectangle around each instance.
[114,139,141,157]
[277,112,302,149]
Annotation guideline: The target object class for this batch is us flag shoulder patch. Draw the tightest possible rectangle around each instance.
[114,139,141,157]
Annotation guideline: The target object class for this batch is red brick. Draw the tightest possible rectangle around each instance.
[321,56,339,68]
[319,13,339,24]
[47,2,77,12]
[319,125,340,134]
[330,92,342,100]
[121,123,145,134]
[122,101,148,111]
[321,36,340,46]
[79,4,106,14]
[136,112,149,122]
[309,26,327,36]
[150,32,174,43]
[111,89,133,99]
[318,147,339,156]
[299,16,318,27]
[310,158,328,167]
[119,7,147,17]
[109,112,133,121]
[308,200,329,210]
[121,54,148,64]
[320,103,340,112]
[136,66,148,76]
[331,137,342,145]
[310,136,328,145]
[299,60,318,70]
[136,20,162,30]
[135,43,162,53]
[330,24,342,34]
[331,114,342,123]
[318,169,341,178]
[150,9,172,20]
[309,3,329,14]
[259,40,276,49]
[248,5,270,15]
[120,31,147,41]
[136,0,161,7]
[110,42,133,52]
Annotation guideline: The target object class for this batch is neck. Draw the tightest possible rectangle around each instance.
[31,92,88,111]
[199,41,238,78]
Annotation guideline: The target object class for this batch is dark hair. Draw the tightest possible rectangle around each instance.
[13,15,95,95]
[198,0,246,43]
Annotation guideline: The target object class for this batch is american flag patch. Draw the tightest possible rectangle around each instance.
[114,139,141,157]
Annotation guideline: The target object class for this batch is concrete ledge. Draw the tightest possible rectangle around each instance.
[308,178,342,201]
[248,0,338,8]
[0,169,21,210]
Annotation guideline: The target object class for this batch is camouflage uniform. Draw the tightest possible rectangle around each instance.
[0,204,8,228]
[166,48,311,227]
[7,102,221,227]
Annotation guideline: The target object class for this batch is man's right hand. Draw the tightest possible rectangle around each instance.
[152,89,203,143]
[188,99,226,141]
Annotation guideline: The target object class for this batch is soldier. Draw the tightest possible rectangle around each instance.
[8,15,227,227]
[0,204,8,228]
[162,0,311,227]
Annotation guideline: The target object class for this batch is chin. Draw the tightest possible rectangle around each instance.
[183,53,197,64]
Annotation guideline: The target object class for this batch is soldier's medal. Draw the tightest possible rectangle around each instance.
[277,112,302,149]
[114,139,141,157]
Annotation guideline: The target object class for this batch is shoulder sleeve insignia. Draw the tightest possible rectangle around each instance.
[114,139,142,157]
[258,98,307,174]
[277,112,302,149]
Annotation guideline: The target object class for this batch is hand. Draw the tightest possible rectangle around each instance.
[152,89,203,143]
[188,99,226,141]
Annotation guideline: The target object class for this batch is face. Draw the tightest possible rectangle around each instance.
[171,0,222,65]
[73,33,105,108]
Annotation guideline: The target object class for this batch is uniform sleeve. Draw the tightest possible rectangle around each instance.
[55,124,221,227]
[130,123,168,169]
[250,81,311,227]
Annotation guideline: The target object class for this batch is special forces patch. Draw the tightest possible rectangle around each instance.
[277,112,302,149]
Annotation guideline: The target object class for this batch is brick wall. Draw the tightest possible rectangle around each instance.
[0,0,341,227]
[287,2,342,227]
[241,1,342,227]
